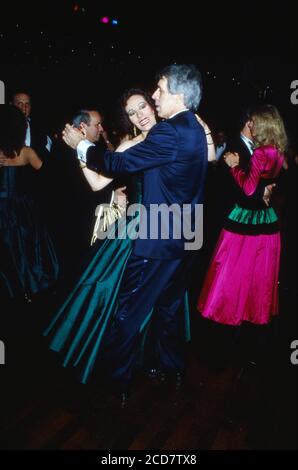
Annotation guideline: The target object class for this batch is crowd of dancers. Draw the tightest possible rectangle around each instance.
[0,64,295,404]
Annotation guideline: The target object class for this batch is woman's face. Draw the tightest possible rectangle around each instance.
[125,95,156,132]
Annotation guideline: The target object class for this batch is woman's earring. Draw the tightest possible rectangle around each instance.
[133,126,137,137]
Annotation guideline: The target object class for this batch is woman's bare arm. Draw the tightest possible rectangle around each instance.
[80,139,137,191]
[0,146,42,169]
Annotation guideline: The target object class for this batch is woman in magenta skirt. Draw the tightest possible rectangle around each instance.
[198,104,288,328]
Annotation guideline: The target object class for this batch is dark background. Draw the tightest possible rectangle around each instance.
[0,0,297,140]
[0,2,297,453]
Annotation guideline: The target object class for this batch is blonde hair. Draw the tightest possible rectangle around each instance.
[252,104,288,153]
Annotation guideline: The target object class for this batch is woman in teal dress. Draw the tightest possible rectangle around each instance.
[43,89,191,384]
[0,105,59,302]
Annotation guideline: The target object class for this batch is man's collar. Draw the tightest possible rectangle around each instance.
[168,108,189,119]
[240,133,253,145]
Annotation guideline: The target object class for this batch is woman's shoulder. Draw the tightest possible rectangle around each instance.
[253,144,278,162]
[254,144,279,156]
[253,145,284,175]
[116,136,143,152]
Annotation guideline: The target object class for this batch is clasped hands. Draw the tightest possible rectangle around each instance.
[0,150,19,167]
[224,152,239,168]
[0,150,7,167]
[62,124,85,149]
[114,186,128,209]
[223,151,275,206]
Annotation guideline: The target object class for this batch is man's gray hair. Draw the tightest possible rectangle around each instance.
[72,109,91,128]
[157,64,202,111]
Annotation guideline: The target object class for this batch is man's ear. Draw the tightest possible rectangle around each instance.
[176,93,185,106]
[80,123,87,137]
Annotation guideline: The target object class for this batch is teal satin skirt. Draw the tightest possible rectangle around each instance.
[44,212,190,384]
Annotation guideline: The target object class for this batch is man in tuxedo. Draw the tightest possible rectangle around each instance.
[214,107,256,235]
[226,107,255,167]
[49,109,120,278]
[72,109,114,171]
[63,64,208,399]
[208,108,274,367]
[72,109,126,240]
[73,109,114,151]
[214,129,227,160]
[11,91,52,161]
[11,91,54,238]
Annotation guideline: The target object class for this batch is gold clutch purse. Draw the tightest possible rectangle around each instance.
[91,191,126,245]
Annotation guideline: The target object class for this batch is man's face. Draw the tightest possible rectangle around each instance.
[247,119,254,140]
[152,77,184,119]
[216,131,226,146]
[13,93,31,118]
[82,111,103,143]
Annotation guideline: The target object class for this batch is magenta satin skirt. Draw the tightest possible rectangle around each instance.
[198,229,281,325]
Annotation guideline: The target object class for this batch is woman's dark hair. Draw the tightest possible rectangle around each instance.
[118,88,156,136]
[0,105,27,157]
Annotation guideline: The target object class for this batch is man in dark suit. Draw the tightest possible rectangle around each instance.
[11,91,51,161]
[207,108,274,367]
[213,107,256,238]
[72,109,116,217]
[11,91,55,237]
[48,109,121,280]
[71,108,126,241]
[63,64,208,398]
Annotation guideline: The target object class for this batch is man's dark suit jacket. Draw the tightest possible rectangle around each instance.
[86,110,208,259]
[29,119,50,162]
